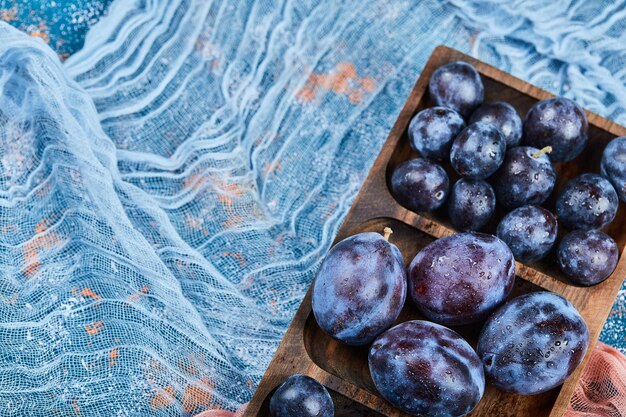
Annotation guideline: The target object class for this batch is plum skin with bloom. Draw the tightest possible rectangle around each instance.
[601,136,626,202]
[555,173,619,231]
[496,205,558,263]
[408,106,465,161]
[312,232,407,346]
[477,292,589,395]
[447,179,496,232]
[558,230,619,286]
[493,146,556,209]
[369,320,485,417]
[469,101,523,147]
[523,97,588,162]
[408,232,515,326]
[269,374,334,417]
[390,158,449,212]
[450,122,506,180]
[428,61,484,118]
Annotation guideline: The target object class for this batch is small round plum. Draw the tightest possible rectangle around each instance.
[469,101,522,147]
[369,320,484,417]
[557,230,619,286]
[391,158,449,212]
[477,292,589,395]
[601,136,626,202]
[450,122,506,180]
[312,231,407,346]
[409,232,515,326]
[555,173,619,230]
[429,61,484,118]
[408,107,465,161]
[523,97,588,162]
[492,146,556,209]
[496,205,558,263]
[269,374,334,417]
[447,179,496,231]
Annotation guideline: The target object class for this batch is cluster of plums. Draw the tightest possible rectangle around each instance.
[393,60,623,287]
[268,61,624,417]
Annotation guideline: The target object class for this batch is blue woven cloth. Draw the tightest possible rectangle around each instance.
[0,1,625,415]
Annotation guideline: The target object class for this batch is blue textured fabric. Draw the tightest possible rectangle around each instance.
[0,1,625,416]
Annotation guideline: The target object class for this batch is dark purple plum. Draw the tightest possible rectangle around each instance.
[496,205,558,263]
[555,173,619,230]
[477,292,589,395]
[523,97,588,162]
[390,158,449,212]
[469,101,522,147]
[492,146,556,209]
[447,179,495,231]
[429,61,484,118]
[312,230,406,346]
[369,320,484,417]
[408,107,465,161]
[557,230,619,286]
[269,374,334,417]
[601,136,626,202]
[408,232,515,326]
[450,122,506,180]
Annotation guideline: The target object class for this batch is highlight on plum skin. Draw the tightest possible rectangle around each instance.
[601,136,626,202]
[496,205,558,263]
[311,230,407,346]
[555,173,619,231]
[450,122,506,180]
[493,146,556,210]
[369,320,485,417]
[408,106,466,162]
[523,97,589,162]
[447,178,496,232]
[408,232,516,326]
[390,158,449,213]
[469,101,523,148]
[428,61,484,119]
[269,374,334,417]
[557,229,619,286]
[477,292,589,396]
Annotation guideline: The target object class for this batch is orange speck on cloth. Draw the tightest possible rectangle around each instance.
[150,385,177,409]
[108,348,118,367]
[22,219,63,279]
[296,62,376,103]
[194,403,247,417]
[182,378,215,414]
[0,9,17,22]
[84,321,104,335]
[71,288,101,300]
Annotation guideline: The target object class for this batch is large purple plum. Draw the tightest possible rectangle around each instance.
[369,320,484,417]
[447,179,496,232]
[496,205,558,263]
[469,101,523,147]
[408,232,515,326]
[557,230,619,286]
[269,374,334,417]
[601,136,626,202]
[477,292,589,395]
[312,231,407,346]
[450,122,506,180]
[390,158,449,212]
[492,146,556,209]
[429,61,484,118]
[555,173,618,230]
[523,97,588,162]
[408,107,466,161]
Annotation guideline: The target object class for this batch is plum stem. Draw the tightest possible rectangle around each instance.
[532,146,552,158]
[383,227,393,241]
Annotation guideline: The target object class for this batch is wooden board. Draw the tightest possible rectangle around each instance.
[243,45,626,417]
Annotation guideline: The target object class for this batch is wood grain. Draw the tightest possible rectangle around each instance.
[243,45,626,417]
